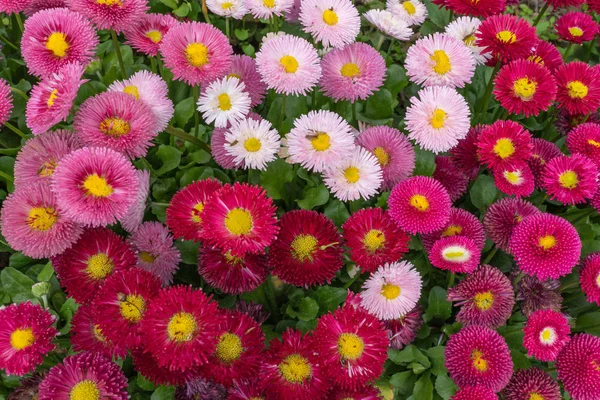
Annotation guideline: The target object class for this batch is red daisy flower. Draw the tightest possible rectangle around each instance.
[476,120,533,169]
[202,183,279,256]
[430,236,481,274]
[589,0,600,13]
[70,304,122,359]
[422,208,486,252]
[476,15,539,64]
[528,138,563,188]
[166,178,223,242]
[527,40,563,73]
[442,0,506,18]
[523,309,571,362]
[555,61,600,116]
[385,306,423,350]
[132,349,195,386]
[450,125,483,180]
[555,12,598,44]
[556,334,600,400]
[558,110,600,137]
[545,0,584,6]
[52,227,136,304]
[312,305,389,389]
[541,154,597,205]
[483,198,540,252]
[270,210,343,287]
[501,368,561,400]
[331,387,382,400]
[342,208,410,274]
[452,386,498,400]
[580,252,600,306]
[433,156,470,201]
[566,123,600,167]
[228,379,265,400]
[493,161,535,197]
[445,325,513,392]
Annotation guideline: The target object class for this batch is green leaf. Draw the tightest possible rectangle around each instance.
[37,262,54,282]
[234,29,249,41]
[434,374,457,400]
[160,0,178,9]
[58,297,79,334]
[9,252,36,269]
[0,156,15,192]
[297,184,329,209]
[426,346,447,376]
[286,297,319,321]
[151,386,175,400]
[174,97,195,127]
[261,159,294,200]
[176,240,199,265]
[470,174,498,210]
[390,371,417,397]
[576,312,600,335]
[385,64,409,98]
[413,374,434,400]
[173,3,190,16]
[310,286,347,314]
[388,345,431,369]
[1,267,34,302]
[426,286,452,321]
[155,145,182,175]
[413,147,436,177]
[137,374,156,391]
[365,89,395,120]
[323,200,350,226]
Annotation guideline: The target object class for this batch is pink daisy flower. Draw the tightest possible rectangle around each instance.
[476,120,533,169]
[388,176,452,234]
[245,0,293,19]
[483,198,540,252]
[26,62,87,135]
[227,55,267,107]
[124,13,178,57]
[452,386,498,400]
[581,253,600,306]
[493,161,535,198]
[1,181,83,259]
[160,21,233,86]
[528,40,563,73]
[450,125,483,180]
[70,304,121,359]
[0,0,29,13]
[566,123,600,167]
[501,368,561,400]
[528,138,563,187]
[130,222,181,286]
[119,169,150,233]
[363,9,413,41]
[24,0,72,16]
[212,126,242,169]
[132,348,195,386]
[299,0,360,48]
[405,33,475,88]
[523,309,571,362]
[429,236,481,274]
[319,42,386,103]
[445,325,513,392]
[556,334,600,400]
[476,14,539,64]
[256,33,321,96]
[555,61,600,116]
[422,207,486,252]
[510,213,581,281]
[0,302,57,376]
[556,12,598,44]
[385,306,422,350]
[541,154,597,205]
[433,156,469,201]
[0,78,12,126]
[51,146,139,227]
[21,7,98,78]
[71,0,148,33]
[546,0,584,6]
[442,0,506,18]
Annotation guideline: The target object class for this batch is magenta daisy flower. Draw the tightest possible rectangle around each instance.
[385,306,422,350]
[71,0,148,33]
[270,210,343,287]
[476,14,539,64]
[21,8,98,78]
[528,138,563,188]
[546,0,584,6]
[130,222,181,286]
[71,304,121,359]
[124,13,178,57]
[132,349,195,386]
[388,176,452,234]
[422,207,486,252]
[523,309,571,362]
[556,12,598,44]
[319,42,386,103]
[299,0,360,48]
[528,40,563,73]
[476,120,533,169]
[445,325,513,392]
[227,55,267,107]
[566,123,600,167]
[452,386,498,400]
[51,146,139,227]
[541,154,597,205]
[199,247,268,294]
[433,156,469,201]
[442,0,506,18]
[580,253,600,306]
[52,227,136,304]
[450,125,483,180]
[493,161,535,198]
[160,21,233,86]
[38,352,128,400]
[555,61,600,116]
[0,302,57,376]
[0,0,29,13]
[430,236,481,274]
[501,368,561,400]
[483,198,540,252]
[119,169,150,233]
[556,334,600,400]
[228,379,265,400]
[24,0,72,15]
[331,387,381,400]
[510,213,581,281]
[0,78,12,126]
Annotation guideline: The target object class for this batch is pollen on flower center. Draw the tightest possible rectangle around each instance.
[167,312,197,342]
[496,30,517,44]
[363,229,386,253]
[443,225,463,236]
[430,50,452,75]
[191,202,205,223]
[473,291,494,311]
[596,272,600,288]
[123,85,140,100]
[471,350,488,372]
[372,147,390,166]
[186,43,209,67]
[216,332,243,363]
[310,132,331,151]
[10,328,34,350]
[86,253,114,280]
[539,327,557,345]
[290,234,318,261]
[93,324,106,342]
[100,117,131,137]
[430,108,447,129]
[529,393,544,400]
[27,207,58,231]
[139,251,156,264]
[47,89,59,108]
[221,1,234,9]
[403,1,416,14]
[504,170,523,185]
[279,354,311,383]
[83,174,114,197]
[228,73,241,80]
[463,34,476,46]
[46,32,69,58]
[588,139,600,148]
[70,380,100,400]
[538,235,557,250]
[493,138,515,159]
[263,0,275,8]
[559,170,579,189]
[97,0,122,5]
[244,137,262,152]
[119,294,146,323]
[344,166,360,183]
[442,246,469,262]
[528,55,545,65]
[225,208,253,236]
[218,93,232,111]
[567,80,589,99]
[145,30,163,43]
[569,26,584,37]
[39,159,58,177]
[224,250,245,266]
[337,333,365,360]
[409,194,430,212]
[381,283,401,300]
[280,55,299,73]
[513,77,537,101]
[340,62,361,78]
[323,9,339,26]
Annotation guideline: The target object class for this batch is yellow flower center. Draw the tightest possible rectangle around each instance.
[310,132,331,151]
[567,81,589,99]
[588,139,600,148]
[381,283,401,300]
[167,312,197,342]
[323,9,339,26]
[10,328,34,350]
[224,250,244,266]
[539,327,556,344]
[363,229,386,253]
[218,93,232,111]
[70,380,100,400]
[409,194,430,212]
[559,170,579,189]
[216,332,243,363]
[145,30,163,43]
[27,207,58,231]
[471,350,488,372]
[372,147,390,166]
[493,138,515,159]
[93,325,106,342]
[279,354,311,383]
[504,170,522,185]
[403,1,416,14]
[244,137,262,152]
[431,50,452,75]
[442,246,469,262]
[569,27,584,37]
[39,159,58,177]
[340,62,361,78]
[430,108,447,129]
[473,291,494,311]
[186,43,209,67]
[463,34,476,46]
[280,55,299,73]
[538,235,557,250]
[46,32,69,58]
[83,174,114,197]
[263,0,275,8]
[513,77,537,101]
[529,393,545,400]
[344,166,360,183]
[47,89,59,108]
[290,234,318,262]
[123,85,140,100]
[443,225,463,237]
[228,73,242,80]
[496,30,517,44]
[191,202,205,223]
[86,253,114,280]
[222,1,234,9]
[100,117,131,137]
[97,0,122,4]
[139,251,156,264]
[225,208,253,236]
[119,294,145,323]
[528,55,545,65]
[337,333,365,360]
[596,272,600,288]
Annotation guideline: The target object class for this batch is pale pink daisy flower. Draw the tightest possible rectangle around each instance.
[26,62,87,135]
[24,0,72,16]
[119,169,150,233]
[245,0,293,19]
[363,9,413,41]
[124,13,178,57]
[445,16,490,65]
[197,77,251,128]
[211,112,262,170]
[406,33,475,88]
[224,118,281,170]
[207,0,247,19]
[21,7,99,78]
[405,86,471,153]
[360,261,423,320]
[130,222,181,286]
[388,0,428,26]
[286,0,302,22]
[255,33,321,96]
[71,0,149,33]
[227,55,267,107]
[0,78,12,126]
[323,146,383,201]
[108,70,174,133]
[300,0,360,48]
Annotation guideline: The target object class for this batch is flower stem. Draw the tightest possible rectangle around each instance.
[585,36,597,62]
[0,34,19,51]
[165,125,211,153]
[376,34,386,51]
[10,87,28,101]
[476,60,501,124]
[352,101,358,127]
[193,85,200,138]
[280,95,287,132]
[265,277,280,320]
[225,17,230,38]
[532,3,549,27]
[563,42,574,61]
[201,0,212,24]
[150,56,157,74]
[110,30,127,80]
[4,121,28,139]
[483,246,498,265]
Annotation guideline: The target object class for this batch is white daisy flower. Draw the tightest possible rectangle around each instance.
[363,9,413,41]
[445,16,491,65]
[206,0,248,19]
[299,0,361,49]
[245,0,294,19]
[387,0,428,26]
[224,118,281,170]
[323,146,383,201]
[197,77,251,128]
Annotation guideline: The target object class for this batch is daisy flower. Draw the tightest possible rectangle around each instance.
[405,86,471,153]
[556,334,600,400]
[51,147,139,227]
[71,304,121,359]
[299,0,360,48]
[492,161,535,198]
[360,261,423,320]
[476,120,533,169]
[228,379,266,400]
[528,40,563,73]
[422,207,486,252]
[566,123,600,167]
[448,265,515,328]
[445,16,490,65]
[1,181,83,259]
[38,352,128,400]
[560,111,600,136]
[52,227,136,304]
[445,325,513,392]
[555,12,598,44]
[483,198,540,252]
[235,301,270,324]
[517,275,563,318]
[452,386,498,400]
[313,305,389,389]
[71,0,148,32]
[285,110,355,173]
[433,156,470,201]
[227,55,267,107]
[26,62,87,135]
[269,210,343,287]
[523,309,571,362]
[388,176,452,234]
[165,178,223,242]
[207,0,247,19]
[331,387,382,400]
[323,146,383,201]
[21,7,98,78]
[510,213,581,281]
[319,42,386,103]
[442,0,506,18]
[245,0,294,19]
[0,78,12,126]
[501,368,561,400]
[406,33,475,88]
[198,247,268,294]
[198,77,251,128]
[0,302,57,376]
[388,0,428,26]
[224,118,280,170]
[385,306,422,350]
[580,253,600,306]
[132,349,196,386]
[212,127,242,169]
[528,138,563,187]
[476,14,539,64]
[124,13,178,57]
[130,222,181,286]
[450,125,483,180]
[493,59,556,117]
[160,21,233,86]
[255,33,321,96]
[546,0,585,6]
[202,182,279,256]
[119,169,150,233]
[176,379,227,399]
[74,92,159,159]
[0,0,29,13]
[429,236,481,274]
[342,208,411,274]
[25,0,71,14]
[554,61,600,116]
[363,10,413,41]
[541,154,597,205]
